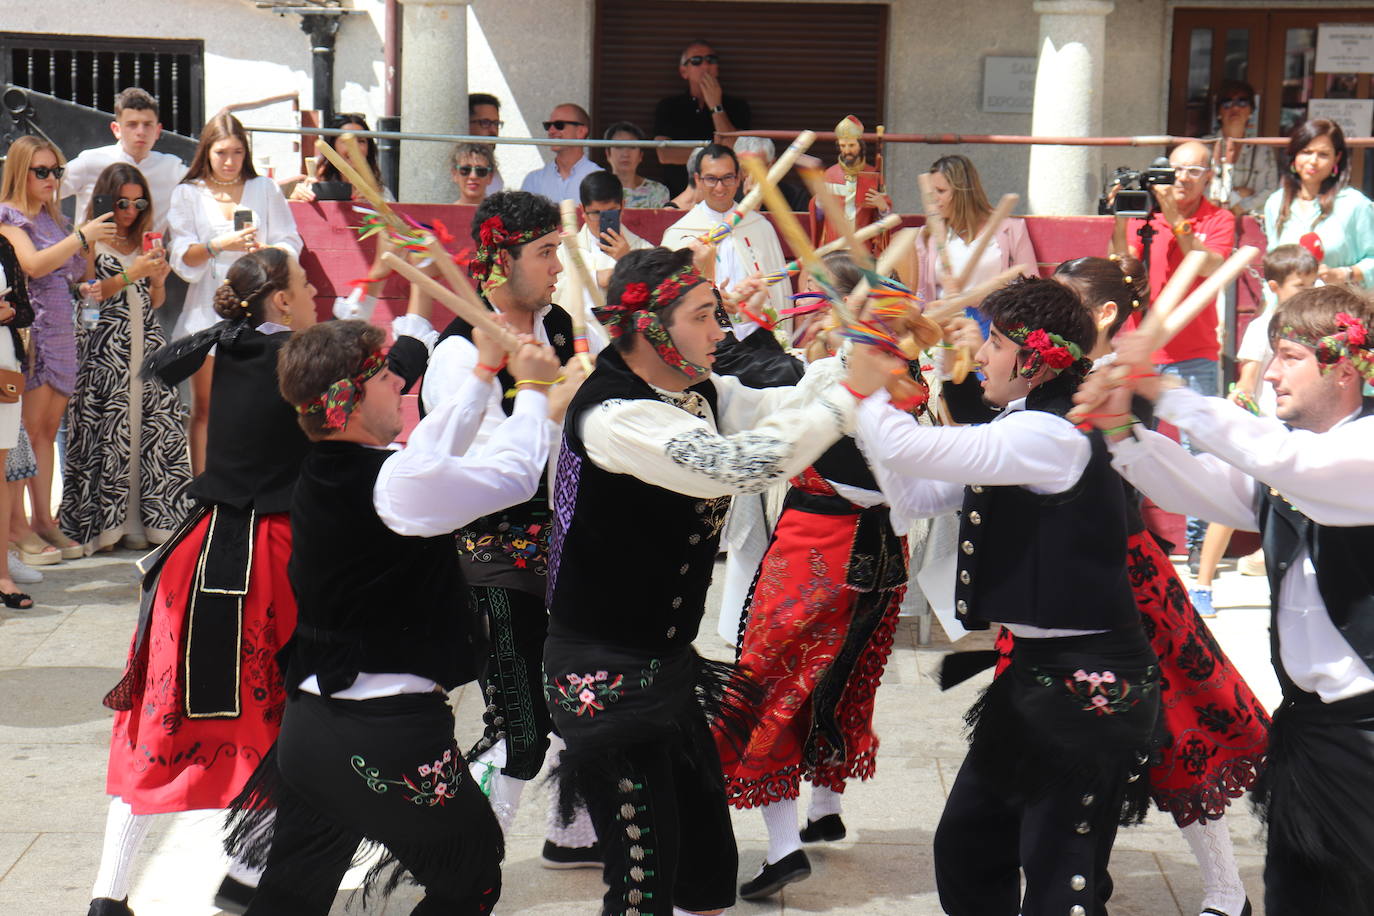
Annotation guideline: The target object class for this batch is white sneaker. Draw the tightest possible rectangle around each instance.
[8,550,43,585]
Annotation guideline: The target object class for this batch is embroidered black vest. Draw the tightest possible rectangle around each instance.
[285,442,483,694]
[1257,399,1374,682]
[951,374,1139,632]
[427,302,575,596]
[547,347,729,651]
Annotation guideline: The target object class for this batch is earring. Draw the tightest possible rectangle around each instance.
[279,310,293,327]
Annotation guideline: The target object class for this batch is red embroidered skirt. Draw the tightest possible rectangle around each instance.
[993,528,1268,826]
[106,511,297,815]
[716,482,905,809]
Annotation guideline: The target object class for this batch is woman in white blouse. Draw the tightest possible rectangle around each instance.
[167,113,301,473]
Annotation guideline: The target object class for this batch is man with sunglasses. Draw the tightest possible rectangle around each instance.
[1109,138,1236,573]
[520,103,602,203]
[61,88,187,236]
[653,41,752,196]
[468,93,506,195]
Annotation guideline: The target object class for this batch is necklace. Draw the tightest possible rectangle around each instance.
[114,233,129,241]
[206,174,241,189]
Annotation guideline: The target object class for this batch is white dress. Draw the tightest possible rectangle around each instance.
[166,177,302,340]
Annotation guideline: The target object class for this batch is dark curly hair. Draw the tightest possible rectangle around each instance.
[471,190,560,262]
[983,275,1095,366]
[605,247,700,353]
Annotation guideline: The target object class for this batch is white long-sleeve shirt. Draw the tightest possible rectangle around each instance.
[61,144,187,235]
[579,357,859,499]
[1109,386,1374,701]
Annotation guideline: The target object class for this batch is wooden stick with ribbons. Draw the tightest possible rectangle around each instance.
[316,138,396,223]
[766,214,902,285]
[381,251,524,353]
[952,193,1019,291]
[697,130,817,246]
[796,154,873,270]
[556,200,598,372]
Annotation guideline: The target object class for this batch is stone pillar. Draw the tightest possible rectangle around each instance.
[1027,0,1114,215]
[400,0,468,202]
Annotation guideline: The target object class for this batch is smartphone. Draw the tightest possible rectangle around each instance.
[141,231,163,254]
[597,208,622,239]
[93,194,114,218]
[233,209,254,232]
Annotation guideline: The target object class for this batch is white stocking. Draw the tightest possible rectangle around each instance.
[544,733,597,847]
[91,798,154,901]
[807,784,844,821]
[1180,815,1247,915]
[488,773,526,835]
[759,797,802,865]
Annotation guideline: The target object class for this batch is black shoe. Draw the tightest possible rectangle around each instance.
[540,838,602,869]
[799,813,847,843]
[1202,901,1252,916]
[739,849,811,900]
[1187,546,1202,577]
[87,899,134,916]
[212,876,255,915]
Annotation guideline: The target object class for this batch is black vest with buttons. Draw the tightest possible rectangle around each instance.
[951,374,1139,632]
[427,302,575,597]
[547,347,729,650]
[1256,399,1374,678]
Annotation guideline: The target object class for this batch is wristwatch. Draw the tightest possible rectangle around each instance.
[711,104,725,114]
[1172,219,1194,237]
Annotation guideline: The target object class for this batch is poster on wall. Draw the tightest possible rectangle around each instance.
[1308,98,1374,138]
[982,57,1037,114]
[1315,24,1374,74]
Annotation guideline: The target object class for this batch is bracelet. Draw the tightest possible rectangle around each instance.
[118,269,132,287]
[1102,416,1139,436]
[841,382,869,401]
[514,377,561,387]
[476,361,505,374]
[205,240,218,259]
[74,227,88,251]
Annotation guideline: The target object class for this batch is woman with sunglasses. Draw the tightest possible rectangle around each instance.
[1205,80,1280,217]
[0,135,119,565]
[449,142,497,206]
[59,162,191,557]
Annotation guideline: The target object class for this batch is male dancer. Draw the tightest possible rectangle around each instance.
[544,246,894,916]
[1080,284,1374,914]
[856,277,1161,916]
[421,190,601,863]
[226,319,568,914]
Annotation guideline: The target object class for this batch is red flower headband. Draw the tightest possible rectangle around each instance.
[468,214,558,293]
[1283,311,1374,383]
[596,265,712,380]
[296,348,388,430]
[998,323,1089,380]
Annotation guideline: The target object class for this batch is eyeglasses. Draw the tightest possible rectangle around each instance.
[115,198,149,211]
[543,120,585,131]
[470,118,504,131]
[1173,165,1211,179]
[1219,98,1252,110]
[28,166,64,180]
[698,173,738,187]
[456,165,492,177]
[682,54,720,66]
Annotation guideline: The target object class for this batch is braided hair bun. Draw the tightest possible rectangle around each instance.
[211,247,293,324]
[212,281,252,320]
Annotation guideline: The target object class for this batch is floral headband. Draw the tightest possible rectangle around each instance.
[296,348,388,430]
[468,214,557,294]
[997,322,1090,380]
[596,265,711,380]
[1281,312,1374,383]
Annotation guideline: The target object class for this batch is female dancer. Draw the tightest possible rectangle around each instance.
[167,113,301,473]
[0,135,118,562]
[61,162,192,554]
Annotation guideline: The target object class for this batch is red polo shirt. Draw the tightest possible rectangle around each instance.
[1123,198,1236,364]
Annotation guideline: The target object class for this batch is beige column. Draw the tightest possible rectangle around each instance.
[400,0,468,202]
[1027,0,1114,215]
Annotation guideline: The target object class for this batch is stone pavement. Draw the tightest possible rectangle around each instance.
[0,550,1278,915]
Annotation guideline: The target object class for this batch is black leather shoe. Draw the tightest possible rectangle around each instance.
[87,899,134,916]
[739,849,811,900]
[540,838,602,869]
[799,813,847,843]
[213,876,255,915]
[1202,900,1251,916]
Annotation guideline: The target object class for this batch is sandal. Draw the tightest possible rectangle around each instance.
[36,528,83,561]
[12,534,62,566]
[0,589,33,609]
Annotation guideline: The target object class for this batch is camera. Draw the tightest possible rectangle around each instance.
[1098,157,1175,219]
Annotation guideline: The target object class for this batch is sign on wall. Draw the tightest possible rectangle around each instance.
[982,57,1037,114]
[1316,24,1374,74]
[1308,98,1374,138]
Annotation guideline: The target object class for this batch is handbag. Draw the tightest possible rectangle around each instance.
[0,367,25,404]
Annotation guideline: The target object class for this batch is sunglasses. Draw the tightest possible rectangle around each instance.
[682,54,720,66]
[456,165,492,177]
[470,118,504,131]
[1219,98,1252,110]
[29,166,65,180]
[543,120,586,131]
[116,198,149,211]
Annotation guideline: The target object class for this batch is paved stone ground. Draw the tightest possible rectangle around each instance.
[0,550,1277,914]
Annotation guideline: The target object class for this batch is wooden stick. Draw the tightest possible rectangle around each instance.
[734,129,816,222]
[338,132,380,200]
[1130,248,1209,341]
[557,200,597,372]
[916,173,955,283]
[874,227,920,280]
[815,213,901,259]
[315,139,396,223]
[922,266,1026,323]
[381,251,523,353]
[796,156,872,269]
[952,193,1019,291]
[421,234,490,317]
[1160,246,1258,341]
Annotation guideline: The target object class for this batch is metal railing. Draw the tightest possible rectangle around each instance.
[244,124,706,149]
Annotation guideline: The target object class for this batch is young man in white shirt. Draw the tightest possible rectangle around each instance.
[519,103,601,203]
[1080,283,1374,914]
[551,171,650,310]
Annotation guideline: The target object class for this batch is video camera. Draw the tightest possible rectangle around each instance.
[1098,157,1175,219]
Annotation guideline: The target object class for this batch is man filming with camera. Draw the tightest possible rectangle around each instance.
[1108,139,1236,572]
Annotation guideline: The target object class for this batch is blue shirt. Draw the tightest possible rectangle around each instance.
[520,155,602,203]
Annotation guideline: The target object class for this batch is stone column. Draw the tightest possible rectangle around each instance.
[400,0,468,202]
[1027,0,1114,215]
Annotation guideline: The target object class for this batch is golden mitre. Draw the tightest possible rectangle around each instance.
[835,115,864,140]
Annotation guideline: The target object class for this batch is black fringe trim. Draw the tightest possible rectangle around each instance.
[141,319,250,385]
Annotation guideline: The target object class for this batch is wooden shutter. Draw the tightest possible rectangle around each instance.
[592,1,888,180]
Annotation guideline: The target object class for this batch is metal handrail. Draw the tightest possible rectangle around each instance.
[721,129,1374,148]
[244,124,706,149]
